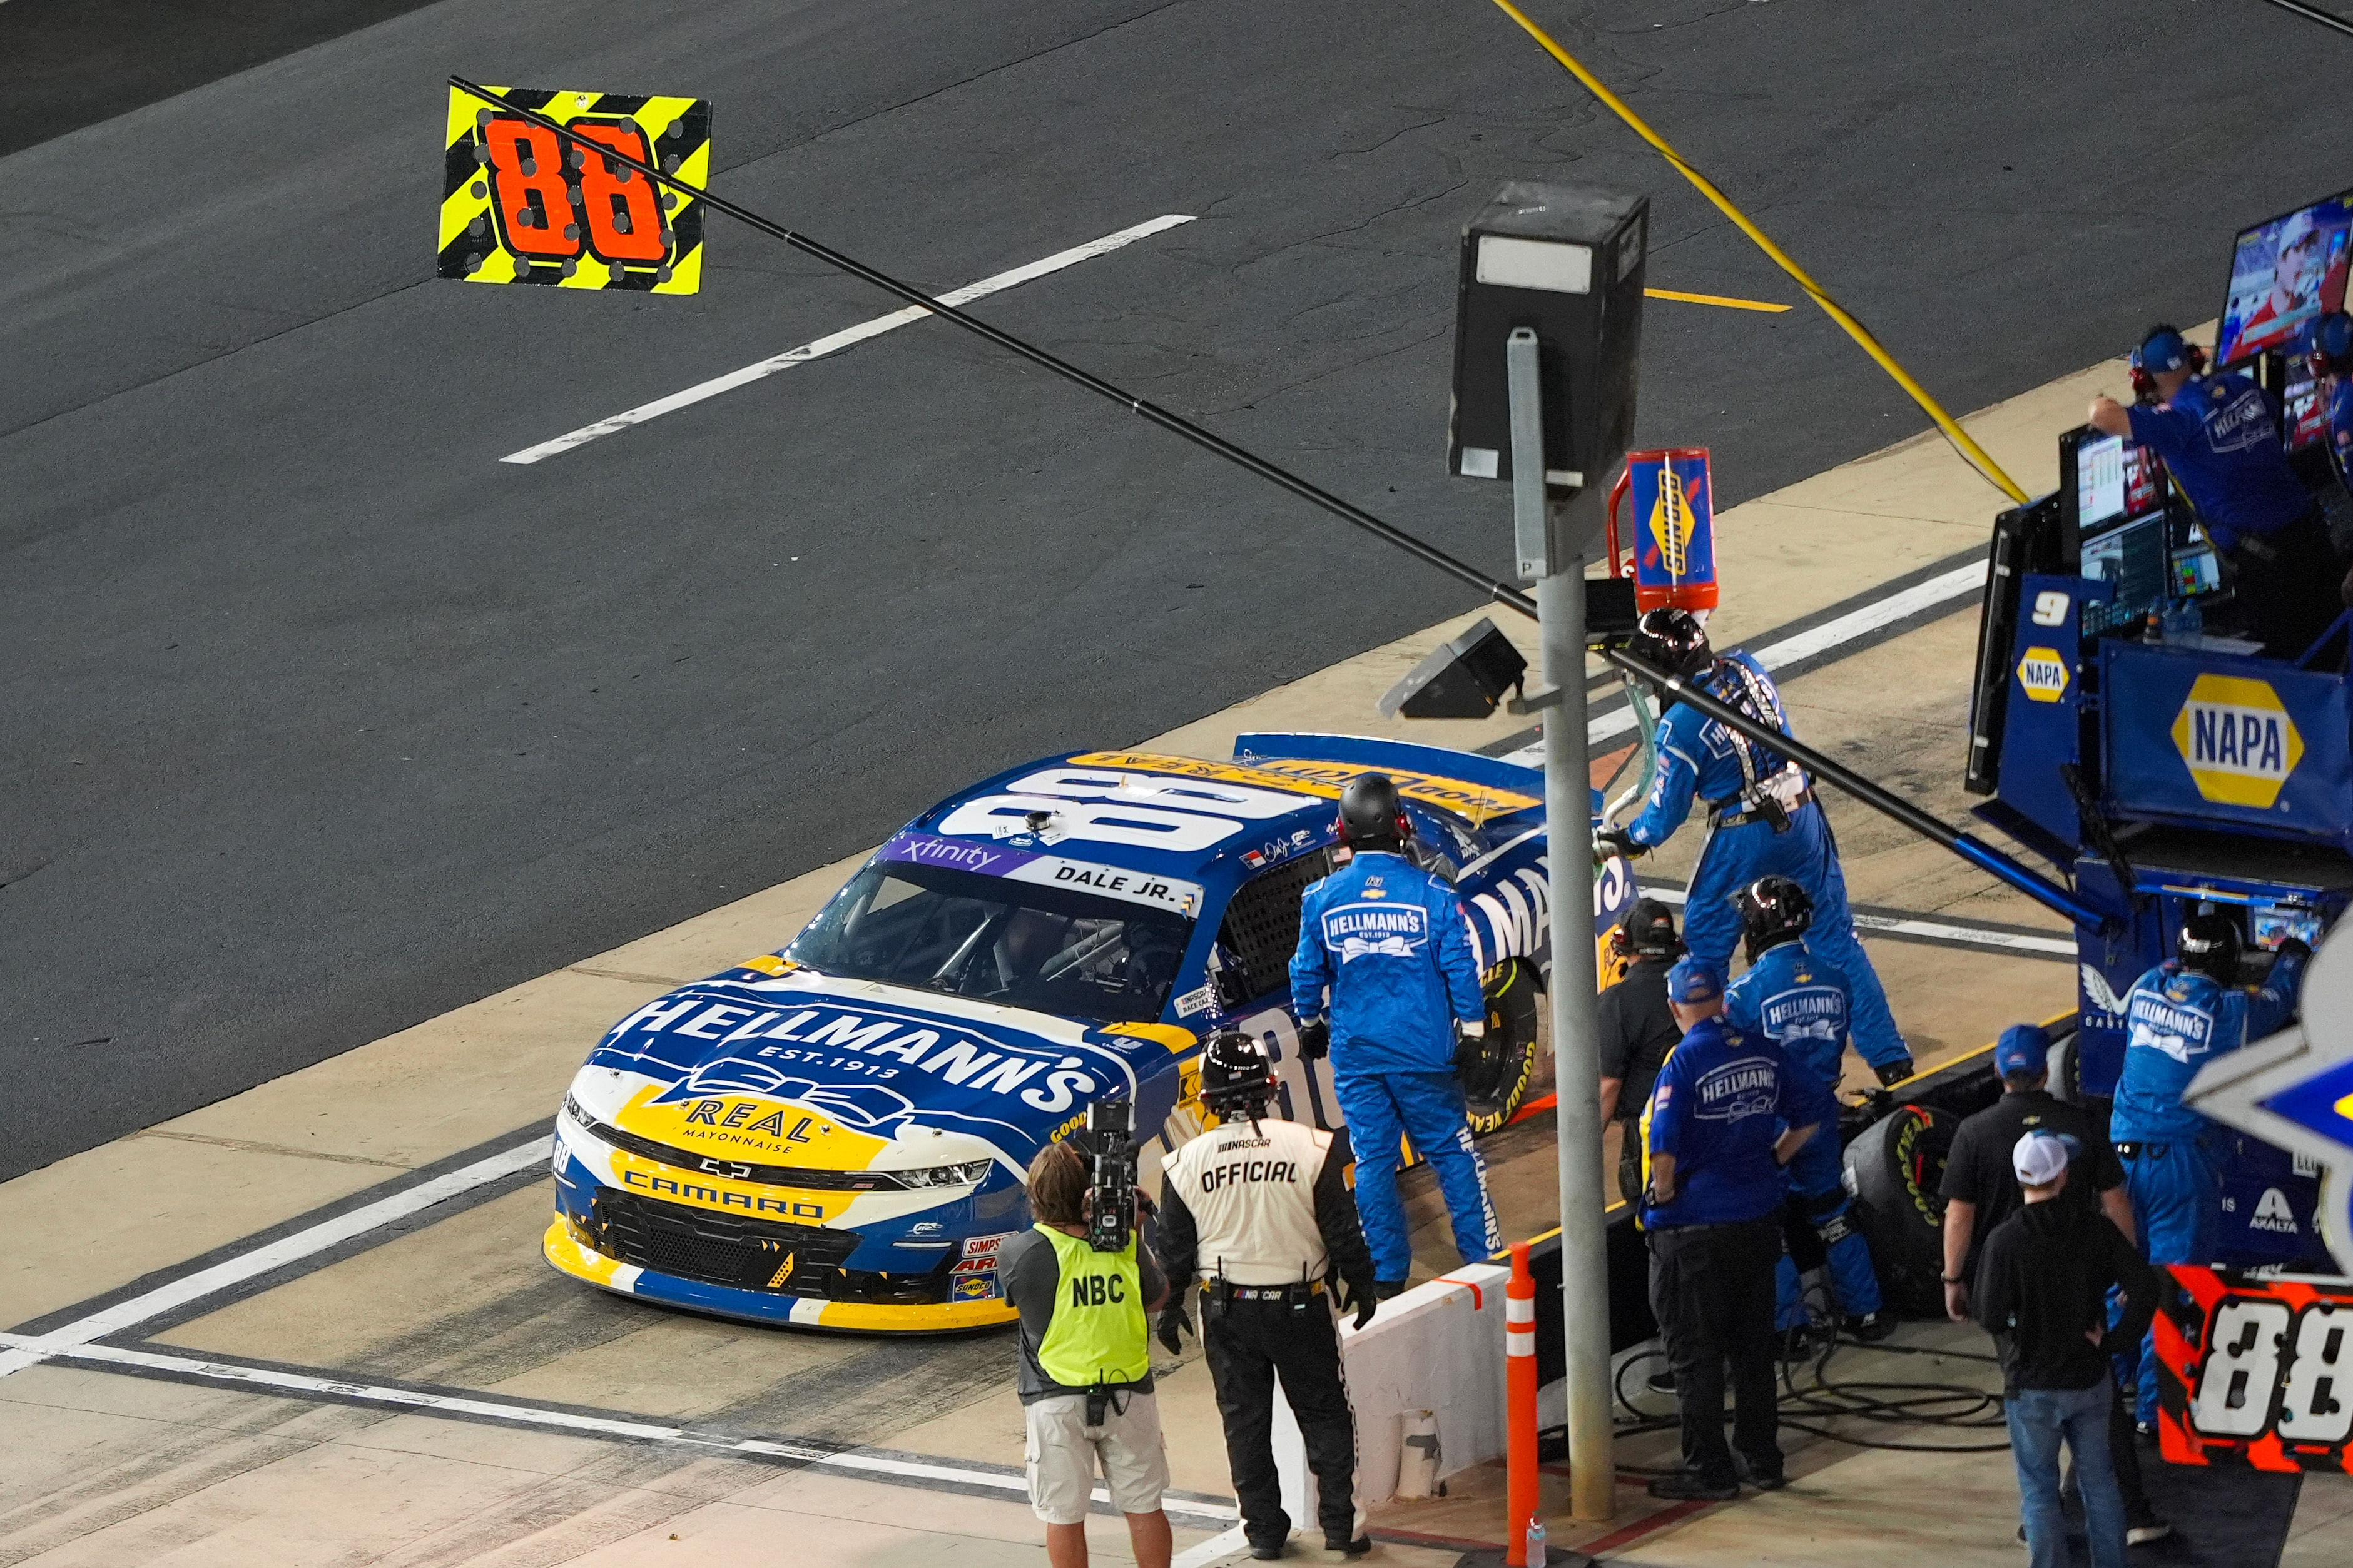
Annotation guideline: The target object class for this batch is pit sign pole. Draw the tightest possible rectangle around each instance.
[1507,328,1615,1522]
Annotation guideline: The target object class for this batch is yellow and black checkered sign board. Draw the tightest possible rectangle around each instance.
[440,85,709,293]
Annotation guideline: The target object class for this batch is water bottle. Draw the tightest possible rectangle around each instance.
[1523,1514,1548,1567]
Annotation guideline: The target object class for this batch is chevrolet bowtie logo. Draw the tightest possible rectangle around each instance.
[698,1156,753,1179]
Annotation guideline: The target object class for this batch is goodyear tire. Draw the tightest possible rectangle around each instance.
[1464,958,1541,1136]
[1843,1102,1958,1317]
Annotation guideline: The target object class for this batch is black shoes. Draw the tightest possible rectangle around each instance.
[1734,1455,1788,1491]
[1647,1470,1739,1501]
[1248,1543,1286,1561]
[1372,1280,1408,1300]
[1324,1534,1371,1557]
[1844,1312,1894,1343]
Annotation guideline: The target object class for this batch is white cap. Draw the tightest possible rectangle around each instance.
[2012,1130,2076,1186]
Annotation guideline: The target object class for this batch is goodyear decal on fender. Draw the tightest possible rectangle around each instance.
[2170,674,2304,808]
[1070,751,1541,817]
[440,85,709,292]
[2016,645,2070,704]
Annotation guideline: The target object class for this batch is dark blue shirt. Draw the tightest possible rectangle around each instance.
[2125,373,2312,549]
[1639,1016,1833,1228]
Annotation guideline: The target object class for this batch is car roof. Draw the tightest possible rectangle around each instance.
[895,745,1543,894]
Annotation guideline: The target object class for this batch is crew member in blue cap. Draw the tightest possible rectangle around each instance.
[1639,957,1834,1500]
[1940,1024,2170,1548]
[2089,325,2341,657]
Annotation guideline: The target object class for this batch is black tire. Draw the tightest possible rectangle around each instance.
[1842,1102,1959,1317]
[1464,958,1541,1135]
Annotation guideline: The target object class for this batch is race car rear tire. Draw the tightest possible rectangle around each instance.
[1842,1101,1959,1318]
[1465,958,1540,1136]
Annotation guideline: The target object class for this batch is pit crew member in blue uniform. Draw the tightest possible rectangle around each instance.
[1723,876,1889,1342]
[2310,311,2353,493]
[1596,609,1912,1081]
[1640,958,1834,1500]
[2109,908,2309,1428]
[2089,325,2341,657]
[1291,774,1500,1292]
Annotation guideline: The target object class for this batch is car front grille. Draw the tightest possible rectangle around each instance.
[586,1187,950,1304]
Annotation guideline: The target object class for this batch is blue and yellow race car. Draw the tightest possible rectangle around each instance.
[545,732,1637,1331]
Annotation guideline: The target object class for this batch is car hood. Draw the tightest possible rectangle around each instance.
[577,957,1192,1173]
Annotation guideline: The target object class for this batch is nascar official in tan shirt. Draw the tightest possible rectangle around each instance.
[1156,1031,1377,1560]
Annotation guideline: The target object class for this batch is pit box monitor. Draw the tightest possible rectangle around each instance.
[2216,189,2353,369]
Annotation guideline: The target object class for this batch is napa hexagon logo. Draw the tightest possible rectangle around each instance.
[2170,674,2304,808]
[2016,646,2070,704]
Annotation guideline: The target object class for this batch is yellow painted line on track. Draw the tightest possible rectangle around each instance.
[1644,287,1791,313]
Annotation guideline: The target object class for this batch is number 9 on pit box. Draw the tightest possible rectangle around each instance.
[439,86,709,293]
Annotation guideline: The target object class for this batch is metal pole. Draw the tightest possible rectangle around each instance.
[1507,332,1614,1523]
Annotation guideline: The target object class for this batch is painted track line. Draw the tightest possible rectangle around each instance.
[0,1135,551,1380]
[1639,882,2074,959]
[501,214,1197,464]
[1500,557,1988,759]
[0,1333,1242,1530]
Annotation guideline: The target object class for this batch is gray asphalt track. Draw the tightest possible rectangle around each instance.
[4,0,2347,1181]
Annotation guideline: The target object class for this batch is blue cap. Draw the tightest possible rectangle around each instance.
[1995,1024,2049,1076]
[2137,328,2190,374]
[1665,957,1724,1004]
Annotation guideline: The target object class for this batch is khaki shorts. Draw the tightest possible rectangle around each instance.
[1024,1389,1170,1524]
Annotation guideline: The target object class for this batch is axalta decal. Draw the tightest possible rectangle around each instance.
[587,986,1144,1162]
[2171,674,2304,809]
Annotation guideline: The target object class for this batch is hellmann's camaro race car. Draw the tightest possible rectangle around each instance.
[545,732,1638,1331]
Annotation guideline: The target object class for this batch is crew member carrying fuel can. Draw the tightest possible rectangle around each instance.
[1157,1031,1378,1560]
[1595,609,1913,1080]
[1723,876,1891,1342]
[1291,773,1502,1292]
[2109,908,2310,1430]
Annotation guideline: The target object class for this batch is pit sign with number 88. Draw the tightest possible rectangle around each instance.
[2160,1265,2353,1472]
[439,86,709,294]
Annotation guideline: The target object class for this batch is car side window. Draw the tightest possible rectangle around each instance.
[1214,851,1333,1008]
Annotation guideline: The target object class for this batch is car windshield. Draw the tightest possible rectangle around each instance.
[785,860,1193,1025]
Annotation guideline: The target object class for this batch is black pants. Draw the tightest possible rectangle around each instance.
[1201,1288,1358,1545]
[2230,507,2344,659]
[1649,1214,1782,1485]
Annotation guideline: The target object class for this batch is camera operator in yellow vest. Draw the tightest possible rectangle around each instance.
[1000,1139,1175,1568]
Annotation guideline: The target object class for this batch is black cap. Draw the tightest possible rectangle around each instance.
[1614,898,1683,960]
[1199,1030,1278,1114]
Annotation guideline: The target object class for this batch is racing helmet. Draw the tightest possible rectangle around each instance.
[1735,875,1814,966]
[1337,772,1411,851]
[1626,607,1714,684]
[2177,908,2242,981]
[1609,897,1685,963]
[2130,323,2206,400]
[2312,312,2353,377]
[1199,1029,1278,1117]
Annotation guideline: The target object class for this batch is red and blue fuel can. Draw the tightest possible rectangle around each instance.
[1606,447,1720,615]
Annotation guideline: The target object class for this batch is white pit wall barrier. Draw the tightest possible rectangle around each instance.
[1271,1261,1512,1524]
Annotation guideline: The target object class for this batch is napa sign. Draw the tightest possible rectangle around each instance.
[2171,674,2305,809]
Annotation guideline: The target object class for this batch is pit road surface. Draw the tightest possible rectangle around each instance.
[6,0,2347,1178]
